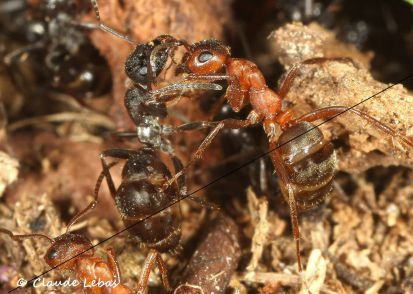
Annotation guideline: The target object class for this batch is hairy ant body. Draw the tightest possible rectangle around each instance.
[2,0,111,100]
[0,170,133,294]
[168,39,413,270]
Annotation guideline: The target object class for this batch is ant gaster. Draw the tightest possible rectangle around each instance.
[0,169,133,294]
[169,39,413,271]
[93,147,187,293]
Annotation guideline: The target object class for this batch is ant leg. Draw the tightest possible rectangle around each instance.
[268,144,303,272]
[136,249,159,294]
[106,247,122,284]
[278,57,357,100]
[291,106,413,148]
[66,162,118,233]
[0,228,53,243]
[170,154,187,194]
[100,149,140,198]
[169,153,218,210]
[190,118,254,161]
[258,158,269,196]
[155,253,171,292]
[3,43,43,66]
[207,94,228,120]
[148,40,187,88]
[165,118,254,188]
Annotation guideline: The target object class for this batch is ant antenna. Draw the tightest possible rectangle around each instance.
[0,228,54,243]
[88,0,137,45]
[66,162,118,233]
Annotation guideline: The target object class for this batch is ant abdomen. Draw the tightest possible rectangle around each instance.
[115,151,181,253]
[277,122,337,211]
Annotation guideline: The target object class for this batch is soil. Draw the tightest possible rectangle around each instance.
[1,0,413,293]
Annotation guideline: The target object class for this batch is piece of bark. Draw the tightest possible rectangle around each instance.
[174,214,240,294]
[4,131,119,222]
[269,22,413,173]
[0,151,18,197]
[245,187,270,272]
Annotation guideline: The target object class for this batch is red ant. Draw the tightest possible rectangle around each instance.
[0,168,133,294]
[166,39,413,271]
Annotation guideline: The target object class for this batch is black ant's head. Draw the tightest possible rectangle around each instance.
[125,36,182,86]
[178,39,230,75]
[44,233,93,269]
[125,43,166,85]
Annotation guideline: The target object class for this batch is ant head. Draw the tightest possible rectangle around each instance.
[179,39,230,75]
[45,233,93,269]
[124,36,183,86]
[125,43,168,85]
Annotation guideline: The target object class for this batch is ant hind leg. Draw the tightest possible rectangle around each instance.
[291,106,413,148]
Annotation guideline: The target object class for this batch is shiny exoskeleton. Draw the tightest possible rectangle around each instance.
[2,0,111,100]
[277,122,336,211]
[96,147,185,293]
[169,38,413,271]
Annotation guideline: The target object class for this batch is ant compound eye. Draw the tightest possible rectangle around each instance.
[47,248,58,260]
[198,51,213,63]
[139,66,148,76]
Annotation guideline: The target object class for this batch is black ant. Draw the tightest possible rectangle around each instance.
[165,39,413,271]
[1,0,111,101]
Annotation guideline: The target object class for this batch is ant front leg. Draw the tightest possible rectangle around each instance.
[100,149,140,198]
[170,149,220,211]
[165,118,254,188]
[278,57,358,100]
[137,249,171,293]
[291,106,413,148]
[170,154,187,194]
[106,247,122,285]
[155,253,171,292]
[268,143,303,272]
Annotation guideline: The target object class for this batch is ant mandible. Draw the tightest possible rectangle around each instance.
[0,168,133,294]
[168,39,413,271]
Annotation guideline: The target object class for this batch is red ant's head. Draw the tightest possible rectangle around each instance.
[45,233,93,269]
[179,39,230,75]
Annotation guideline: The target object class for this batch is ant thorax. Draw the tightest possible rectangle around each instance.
[136,115,174,154]
[136,115,162,146]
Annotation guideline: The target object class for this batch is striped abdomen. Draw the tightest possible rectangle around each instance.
[276,122,337,211]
